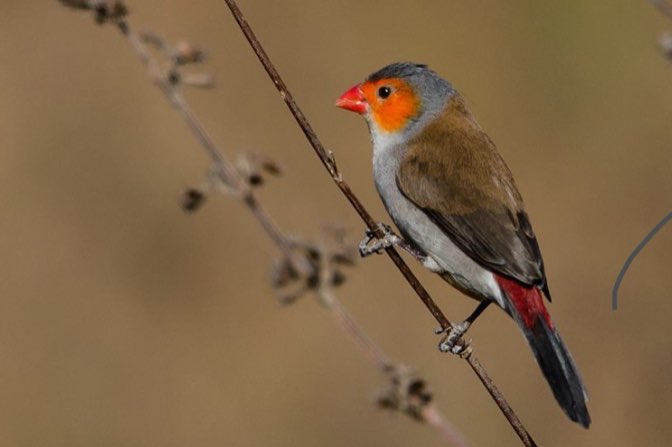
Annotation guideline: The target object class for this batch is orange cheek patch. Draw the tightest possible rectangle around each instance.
[361,79,420,133]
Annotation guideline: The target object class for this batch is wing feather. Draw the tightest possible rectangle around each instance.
[396,96,550,298]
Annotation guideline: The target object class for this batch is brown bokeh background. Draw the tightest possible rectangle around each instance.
[1,1,671,446]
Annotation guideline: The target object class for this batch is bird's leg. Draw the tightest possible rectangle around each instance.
[437,300,491,354]
[358,223,425,260]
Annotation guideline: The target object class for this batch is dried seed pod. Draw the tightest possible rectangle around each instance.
[236,152,282,187]
[173,40,206,65]
[181,188,207,213]
[375,364,433,422]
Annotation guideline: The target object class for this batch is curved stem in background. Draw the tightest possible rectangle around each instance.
[612,211,672,309]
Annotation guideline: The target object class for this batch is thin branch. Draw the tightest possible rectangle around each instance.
[59,1,467,445]
[221,1,537,446]
[318,286,392,371]
[118,15,311,275]
[318,263,466,446]
[274,231,468,445]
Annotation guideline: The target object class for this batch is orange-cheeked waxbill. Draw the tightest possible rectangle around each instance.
[336,62,590,428]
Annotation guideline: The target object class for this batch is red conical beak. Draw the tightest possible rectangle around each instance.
[336,84,367,114]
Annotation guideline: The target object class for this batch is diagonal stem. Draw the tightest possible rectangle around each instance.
[60,3,470,445]
[221,0,449,334]
[115,18,309,275]
[221,1,537,446]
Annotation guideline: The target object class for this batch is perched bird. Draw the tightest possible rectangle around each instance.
[336,62,590,427]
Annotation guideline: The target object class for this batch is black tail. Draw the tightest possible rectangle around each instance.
[522,317,591,428]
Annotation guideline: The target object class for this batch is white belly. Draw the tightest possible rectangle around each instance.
[371,138,506,309]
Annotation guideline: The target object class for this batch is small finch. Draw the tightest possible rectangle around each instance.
[337,62,590,427]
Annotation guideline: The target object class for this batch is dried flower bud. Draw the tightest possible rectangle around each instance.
[173,41,206,65]
[376,364,433,422]
[181,188,206,213]
[236,152,282,187]
[59,0,126,14]
[321,224,357,266]
[167,69,181,86]
[270,256,307,306]
[269,227,355,305]
[61,0,129,23]
[270,256,300,288]
[94,1,128,23]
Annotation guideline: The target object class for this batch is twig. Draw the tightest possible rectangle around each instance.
[313,238,467,445]
[221,1,537,446]
[59,1,468,445]
[273,231,468,446]
[120,15,310,275]
[317,285,392,371]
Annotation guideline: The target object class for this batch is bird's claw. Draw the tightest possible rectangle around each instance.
[437,321,472,355]
[358,223,402,257]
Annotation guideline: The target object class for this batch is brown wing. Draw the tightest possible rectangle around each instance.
[397,95,550,297]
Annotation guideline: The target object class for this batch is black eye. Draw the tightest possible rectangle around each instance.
[378,86,392,99]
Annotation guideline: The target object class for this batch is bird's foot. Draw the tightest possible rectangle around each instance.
[435,301,489,356]
[436,321,472,356]
[358,223,402,257]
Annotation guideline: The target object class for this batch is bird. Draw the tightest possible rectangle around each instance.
[336,62,590,428]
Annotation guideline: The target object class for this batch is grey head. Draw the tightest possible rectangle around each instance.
[366,62,456,136]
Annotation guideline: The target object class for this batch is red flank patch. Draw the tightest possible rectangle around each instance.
[495,274,553,329]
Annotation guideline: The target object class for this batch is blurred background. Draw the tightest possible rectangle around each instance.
[1,1,671,446]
